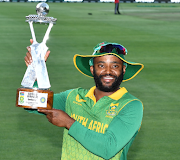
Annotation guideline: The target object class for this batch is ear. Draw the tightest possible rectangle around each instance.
[90,66,94,76]
[123,65,126,75]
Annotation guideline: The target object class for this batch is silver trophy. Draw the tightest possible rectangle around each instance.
[21,2,57,89]
[16,3,56,110]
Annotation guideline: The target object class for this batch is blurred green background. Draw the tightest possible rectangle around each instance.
[0,2,180,159]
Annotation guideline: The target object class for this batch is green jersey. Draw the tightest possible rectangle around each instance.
[26,85,143,160]
[52,86,143,160]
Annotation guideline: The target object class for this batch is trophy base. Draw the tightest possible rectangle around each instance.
[16,88,53,110]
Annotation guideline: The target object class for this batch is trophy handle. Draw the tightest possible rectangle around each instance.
[29,21,37,43]
[43,22,53,44]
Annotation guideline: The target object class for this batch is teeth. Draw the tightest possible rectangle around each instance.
[104,77,113,80]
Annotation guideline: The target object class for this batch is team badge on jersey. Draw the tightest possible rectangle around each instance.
[106,103,119,118]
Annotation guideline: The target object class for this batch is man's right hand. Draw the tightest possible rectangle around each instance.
[38,109,76,130]
[24,39,51,67]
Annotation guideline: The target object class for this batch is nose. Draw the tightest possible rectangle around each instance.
[104,65,111,75]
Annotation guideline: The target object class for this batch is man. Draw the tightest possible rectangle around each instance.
[114,0,121,15]
[24,41,144,160]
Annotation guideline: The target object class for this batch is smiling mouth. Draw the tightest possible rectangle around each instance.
[103,76,114,83]
[103,76,114,80]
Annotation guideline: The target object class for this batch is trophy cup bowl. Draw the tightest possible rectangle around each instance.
[16,3,57,110]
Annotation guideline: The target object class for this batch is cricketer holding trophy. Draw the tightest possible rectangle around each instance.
[21,2,144,160]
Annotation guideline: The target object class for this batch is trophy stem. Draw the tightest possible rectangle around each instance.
[42,22,53,44]
[29,21,37,43]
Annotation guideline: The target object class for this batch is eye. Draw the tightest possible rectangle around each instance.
[112,64,119,69]
[98,64,104,68]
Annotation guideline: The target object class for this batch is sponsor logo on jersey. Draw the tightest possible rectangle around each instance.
[73,94,86,106]
[76,94,86,102]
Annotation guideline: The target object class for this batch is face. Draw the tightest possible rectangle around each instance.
[90,55,126,92]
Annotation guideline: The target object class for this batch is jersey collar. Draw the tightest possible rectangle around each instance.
[85,86,128,102]
[85,86,96,102]
[109,87,128,100]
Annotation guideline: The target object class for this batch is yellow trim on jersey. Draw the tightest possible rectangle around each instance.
[85,86,96,104]
[85,86,128,103]
[66,89,75,100]
[76,94,87,102]
[109,87,128,100]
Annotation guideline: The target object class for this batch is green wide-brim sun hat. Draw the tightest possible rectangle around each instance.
[73,42,144,82]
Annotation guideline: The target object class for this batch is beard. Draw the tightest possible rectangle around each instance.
[93,69,123,92]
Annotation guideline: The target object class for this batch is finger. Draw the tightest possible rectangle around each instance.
[24,56,29,67]
[38,109,51,114]
[24,56,32,66]
[24,52,32,66]
[30,39,33,44]
[26,51,32,60]
[26,46,31,52]
[46,114,53,123]
[44,50,50,62]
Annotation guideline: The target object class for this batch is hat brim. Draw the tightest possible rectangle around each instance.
[73,53,144,82]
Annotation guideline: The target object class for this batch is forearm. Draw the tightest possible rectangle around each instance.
[69,121,119,159]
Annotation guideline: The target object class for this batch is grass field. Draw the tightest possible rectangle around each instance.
[0,2,180,159]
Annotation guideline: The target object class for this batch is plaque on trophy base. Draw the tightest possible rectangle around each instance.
[16,2,57,110]
[16,88,53,110]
